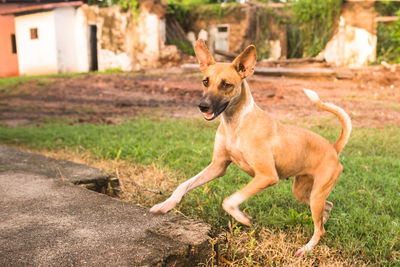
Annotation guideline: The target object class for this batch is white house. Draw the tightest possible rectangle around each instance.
[1,2,89,76]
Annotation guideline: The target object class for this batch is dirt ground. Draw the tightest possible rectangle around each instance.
[1,65,399,127]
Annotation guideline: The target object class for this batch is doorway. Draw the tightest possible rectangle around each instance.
[215,25,229,51]
[89,25,98,71]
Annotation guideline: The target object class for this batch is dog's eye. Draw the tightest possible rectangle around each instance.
[220,80,233,90]
[225,82,233,88]
[202,78,209,87]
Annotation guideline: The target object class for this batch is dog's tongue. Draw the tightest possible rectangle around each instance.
[203,113,214,120]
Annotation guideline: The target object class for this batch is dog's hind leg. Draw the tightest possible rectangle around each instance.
[293,175,333,225]
[295,163,342,257]
[292,175,313,205]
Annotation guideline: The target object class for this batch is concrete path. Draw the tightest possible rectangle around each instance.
[0,146,211,266]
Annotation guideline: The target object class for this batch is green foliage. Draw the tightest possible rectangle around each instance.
[254,8,273,60]
[168,38,195,55]
[257,45,270,61]
[166,0,227,29]
[102,67,123,73]
[166,1,239,55]
[393,11,400,45]
[166,0,197,33]
[376,12,400,63]
[88,0,140,17]
[168,1,239,30]
[374,0,400,16]
[287,0,341,58]
[113,0,138,11]
[114,0,140,18]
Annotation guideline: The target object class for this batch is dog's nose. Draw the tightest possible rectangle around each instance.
[198,102,211,113]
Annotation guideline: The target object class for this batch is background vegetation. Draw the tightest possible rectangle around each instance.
[375,0,400,63]
[287,0,341,58]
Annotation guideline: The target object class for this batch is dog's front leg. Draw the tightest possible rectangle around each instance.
[150,160,230,214]
[223,171,279,226]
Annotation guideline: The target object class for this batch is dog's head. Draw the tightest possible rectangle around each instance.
[194,39,257,121]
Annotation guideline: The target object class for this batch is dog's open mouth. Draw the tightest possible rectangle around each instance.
[203,113,215,120]
[202,101,229,121]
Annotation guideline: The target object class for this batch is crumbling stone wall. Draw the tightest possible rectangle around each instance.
[321,1,377,67]
[189,3,287,59]
[341,1,376,35]
[82,5,133,71]
[81,3,165,71]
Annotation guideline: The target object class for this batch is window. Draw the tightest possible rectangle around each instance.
[11,34,17,54]
[218,26,228,33]
[30,28,38,40]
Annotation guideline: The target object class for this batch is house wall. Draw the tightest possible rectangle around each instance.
[0,15,19,77]
[15,11,58,75]
[54,7,78,73]
[14,8,89,76]
[74,7,90,73]
[135,8,162,69]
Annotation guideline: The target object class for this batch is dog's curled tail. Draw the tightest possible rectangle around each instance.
[302,88,352,154]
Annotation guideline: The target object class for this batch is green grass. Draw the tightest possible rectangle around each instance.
[0,118,398,264]
[0,69,133,91]
[0,73,86,90]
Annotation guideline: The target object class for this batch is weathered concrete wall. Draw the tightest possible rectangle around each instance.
[82,5,133,71]
[190,3,287,59]
[135,8,164,69]
[321,1,377,67]
[81,4,165,71]
[74,7,90,73]
[54,7,81,73]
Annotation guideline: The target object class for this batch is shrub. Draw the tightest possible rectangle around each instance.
[287,0,341,58]
[376,10,400,63]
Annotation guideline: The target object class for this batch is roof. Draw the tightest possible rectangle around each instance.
[0,1,83,15]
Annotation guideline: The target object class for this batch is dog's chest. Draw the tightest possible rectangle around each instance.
[225,136,255,176]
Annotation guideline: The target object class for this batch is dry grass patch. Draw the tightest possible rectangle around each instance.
[19,147,181,207]
[214,222,369,266]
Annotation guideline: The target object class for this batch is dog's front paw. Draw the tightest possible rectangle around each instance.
[150,200,177,214]
[222,201,252,226]
[234,211,252,226]
[295,247,306,257]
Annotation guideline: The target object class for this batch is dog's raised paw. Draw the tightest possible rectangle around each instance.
[150,200,177,214]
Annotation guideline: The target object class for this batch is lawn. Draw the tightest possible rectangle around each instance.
[0,73,85,91]
[0,117,398,265]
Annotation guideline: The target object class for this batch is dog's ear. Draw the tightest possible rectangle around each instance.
[232,45,257,79]
[194,39,215,72]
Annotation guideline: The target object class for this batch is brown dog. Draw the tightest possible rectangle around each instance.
[150,39,352,257]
